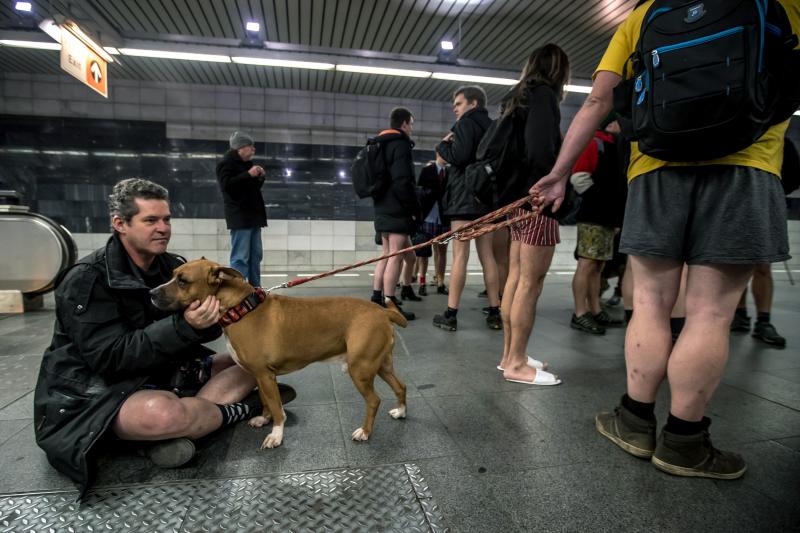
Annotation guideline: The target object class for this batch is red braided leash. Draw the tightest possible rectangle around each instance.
[266,194,539,292]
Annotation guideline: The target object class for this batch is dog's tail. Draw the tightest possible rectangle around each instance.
[383,299,408,328]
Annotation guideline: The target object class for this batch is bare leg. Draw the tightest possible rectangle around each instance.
[475,232,501,308]
[622,255,634,312]
[112,352,254,441]
[671,265,688,318]
[447,220,471,310]
[751,263,772,314]
[668,263,753,420]
[383,233,407,298]
[499,240,521,369]
[502,244,555,382]
[573,258,601,316]
[434,243,448,287]
[625,256,682,403]
[373,234,390,292]
[587,260,604,315]
[493,228,511,296]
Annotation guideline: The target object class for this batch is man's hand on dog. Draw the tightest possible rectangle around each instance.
[184,295,221,329]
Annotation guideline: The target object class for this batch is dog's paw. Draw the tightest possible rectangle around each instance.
[351,428,370,441]
[261,428,283,449]
[248,414,272,428]
[388,405,407,419]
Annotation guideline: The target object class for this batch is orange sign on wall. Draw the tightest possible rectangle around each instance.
[60,30,108,98]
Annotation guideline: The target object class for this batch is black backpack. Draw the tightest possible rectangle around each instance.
[352,137,390,199]
[463,110,527,209]
[614,0,799,162]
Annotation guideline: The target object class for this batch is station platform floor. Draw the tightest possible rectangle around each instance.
[0,276,798,532]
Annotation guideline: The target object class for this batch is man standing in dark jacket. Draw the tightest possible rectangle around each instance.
[569,120,627,335]
[433,85,502,332]
[370,107,420,320]
[217,131,267,286]
[33,178,294,496]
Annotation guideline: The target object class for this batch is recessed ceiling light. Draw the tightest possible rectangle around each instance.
[564,84,592,94]
[15,2,32,12]
[246,21,260,32]
[440,40,454,50]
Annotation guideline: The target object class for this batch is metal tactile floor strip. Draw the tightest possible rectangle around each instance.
[0,463,448,532]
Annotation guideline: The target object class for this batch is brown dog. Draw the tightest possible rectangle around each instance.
[150,258,408,449]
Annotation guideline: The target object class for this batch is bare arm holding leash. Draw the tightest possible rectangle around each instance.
[530,71,620,212]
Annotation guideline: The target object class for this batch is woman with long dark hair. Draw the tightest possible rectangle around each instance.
[497,43,570,386]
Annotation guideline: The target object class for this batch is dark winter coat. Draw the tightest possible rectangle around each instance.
[417,163,448,224]
[372,129,421,234]
[574,131,628,228]
[437,107,493,219]
[216,150,267,230]
[500,84,563,207]
[33,235,220,496]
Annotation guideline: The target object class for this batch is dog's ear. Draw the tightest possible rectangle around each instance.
[208,265,245,285]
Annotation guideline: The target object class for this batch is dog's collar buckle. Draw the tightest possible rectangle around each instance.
[218,288,267,327]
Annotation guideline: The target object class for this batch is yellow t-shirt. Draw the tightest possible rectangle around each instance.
[595,0,800,181]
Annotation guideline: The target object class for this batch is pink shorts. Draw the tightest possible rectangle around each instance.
[508,208,560,247]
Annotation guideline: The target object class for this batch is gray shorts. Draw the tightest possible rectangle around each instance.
[620,166,790,264]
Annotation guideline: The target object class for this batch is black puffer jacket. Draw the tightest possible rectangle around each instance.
[33,235,220,496]
[437,107,493,219]
[216,150,267,230]
[417,163,448,224]
[372,129,421,234]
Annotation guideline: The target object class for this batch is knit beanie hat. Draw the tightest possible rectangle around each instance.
[229,131,254,150]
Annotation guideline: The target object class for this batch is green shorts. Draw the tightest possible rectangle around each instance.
[575,223,615,261]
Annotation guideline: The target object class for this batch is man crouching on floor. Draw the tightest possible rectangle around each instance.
[33,178,296,497]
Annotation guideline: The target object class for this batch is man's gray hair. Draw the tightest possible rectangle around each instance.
[108,178,169,225]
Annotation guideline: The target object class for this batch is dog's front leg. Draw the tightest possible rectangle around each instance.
[253,374,285,449]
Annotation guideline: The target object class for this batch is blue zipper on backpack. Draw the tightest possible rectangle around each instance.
[651,26,745,68]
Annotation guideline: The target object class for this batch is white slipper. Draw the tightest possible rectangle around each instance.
[497,356,548,372]
[505,369,562,386]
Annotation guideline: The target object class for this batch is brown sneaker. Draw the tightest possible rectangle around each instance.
[595,402,656,459]
[651,419,747,480]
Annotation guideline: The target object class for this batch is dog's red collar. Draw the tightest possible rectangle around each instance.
[218,288,267,327]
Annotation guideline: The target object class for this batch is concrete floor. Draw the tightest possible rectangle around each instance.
[0,276,798,532]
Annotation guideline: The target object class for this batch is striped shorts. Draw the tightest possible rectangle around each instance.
[508,208,560,247]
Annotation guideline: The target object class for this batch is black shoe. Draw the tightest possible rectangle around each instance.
[433,313,457,331]
[594,309,623,327]
[387,296,415,320]
[651,420,746,480]
[730,313,750,332]
[482,306,490,315]
[605,294,622,307]
[571,313,606,335]
[477,289,488,298]
[752,321,786,347]
[418,285,427,296]
[370,296,385,307]
[595,403,657,459]
[141,438,196,468]
[401,285,422,301]
[437,285,449,295]
[486,313,502,330]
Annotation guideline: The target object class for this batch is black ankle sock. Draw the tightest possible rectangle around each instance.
[487,306,500,316]
[372,290,383,300]
[445,307,458,319]
[757,311,770,323]
[735,307,749,319]
[622,393,655,421]
[217,402,254,428]
[670,317,685,339]
[665,413,708,435]
[624,309,633,324]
